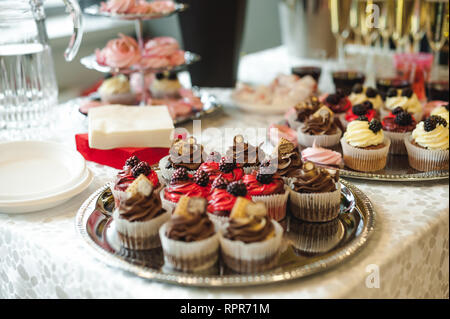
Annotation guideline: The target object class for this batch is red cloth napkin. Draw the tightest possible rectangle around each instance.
[75,134,169,169]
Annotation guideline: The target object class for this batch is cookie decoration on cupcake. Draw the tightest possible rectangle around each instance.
[225,135,266,173]
[405,115,449,171]
[273,137,302,177]
[113,174,170,250]
[340,117,390,172]
[219,197,283,273]
[159,196,220,272]
[289,96,323,129]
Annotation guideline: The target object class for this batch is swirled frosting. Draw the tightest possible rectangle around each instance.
[301,142,343,167]
[290,162,337,194]
[294,96,322,122]
[168,137,205,170]
[198,162,243,184]
[207,189,251,216]
[243,172,285,196]
[118,191,165,222]
[164,182,208,203]
[223,216,274,243]
[349,91,384,110]
[274,138,302,176]
[385,91,422,114]
[343,119,384,147]
[431,106,449,124]
[226,135,265,167]
[301,114,338,135]
[412,122,449,150]
[165,211,215,242]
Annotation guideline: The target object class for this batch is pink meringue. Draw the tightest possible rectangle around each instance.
[96,33,141,69]
[147,0,176,14]
[301,141,343,167]
[140,55,170,68]
[101,0,176,15]
[144,37,179,56]
[100,0,136,14]
[268,124,298,147]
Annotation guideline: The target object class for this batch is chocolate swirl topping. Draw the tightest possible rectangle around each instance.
[290,162,337,194]
[169,137,206,170]
[226,135,265,167]
[119,192,165,222]
[295,96,322,122]
[165,212,215,242]
[223,216,274,243]
[301,112,338,135]
[274,139,302,176]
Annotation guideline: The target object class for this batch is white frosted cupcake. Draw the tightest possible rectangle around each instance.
[430,104,449,124]
[113,175,170,250]
[382,87,423,122]
[98,74,136,105]
[405,116,449,171]
[150,72,182,99]
[219,197,283,274]
[159,196,219,272]
[348,85,385,113]
[341,117,391,172]
[297,105,342,148]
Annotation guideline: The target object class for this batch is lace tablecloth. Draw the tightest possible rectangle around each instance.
[0,47,448,298]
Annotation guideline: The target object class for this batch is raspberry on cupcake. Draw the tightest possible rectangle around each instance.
[382,108,417,154]
[382,87,423,122]
[344,101,377,128]
[197,154,244,185]
[430,103,449,124]
[348,85,384,112]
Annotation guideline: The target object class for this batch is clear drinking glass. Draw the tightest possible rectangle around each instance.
[0,0,83,130]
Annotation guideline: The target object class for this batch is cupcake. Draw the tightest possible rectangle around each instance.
[322,90,352,125]
[348,85,384,113]
[288,96,322,130]
[113,174,170,250]
[430,103,449,124]
[197,153,244,185]
[162,168,209,213]
[159,196,219,272]
[382,107,417,155]
[382,87,423,122]
[301,141,344,169]
[287,162,341,222]
[298,106,342,148]
[342,101,377,129]
[207,180,251,226]
[272,137,302,178]
[242,162,289,221]
[159,136,206,181]
[150,71,182,99]
[225,135,266,173]
[98,74,136,105]
[340,117,391,172]
[405,115,449,171]
[219,197,283,273]
[112,156,160,207]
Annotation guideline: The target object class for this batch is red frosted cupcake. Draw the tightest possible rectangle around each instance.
[343,101,377,128]
[382,107,417,155]
[207,180,251,226]
[197,153,244,185]
[242,162,289,221]
[162,168,209,213]
[112,156,160,207]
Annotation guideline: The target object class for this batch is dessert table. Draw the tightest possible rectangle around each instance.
[0,47,448,299]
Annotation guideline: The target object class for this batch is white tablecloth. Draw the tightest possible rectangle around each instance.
[0,47,448,299]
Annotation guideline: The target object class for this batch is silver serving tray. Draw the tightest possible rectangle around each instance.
[84,3,188,20]
[75,180,375,287]
[80,51,201,75]
[76,88,223,126]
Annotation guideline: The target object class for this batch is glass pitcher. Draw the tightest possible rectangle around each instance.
[0,0,83,129]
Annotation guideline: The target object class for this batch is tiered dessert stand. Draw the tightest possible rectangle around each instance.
[81,2,200,106]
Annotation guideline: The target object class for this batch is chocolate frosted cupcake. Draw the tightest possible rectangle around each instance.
[322,90,352,126]
[382,107,417,155]
[288,162,341,222]
[159,196,219,272]
[159,136,206,181]
[219,197,283,273]
[273,137,302,178]
[113,175,170,250]
[405,115,449,171]
[288,96,322,130]
[298,106,342,148]
[225,135,266,173]
[340,117,390,172]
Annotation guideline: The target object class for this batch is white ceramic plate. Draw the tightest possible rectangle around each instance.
[231,95,293,115]
[0,141,86,201]
[0,168,93,214]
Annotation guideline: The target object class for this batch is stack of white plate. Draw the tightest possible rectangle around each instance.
[0,141,93,214]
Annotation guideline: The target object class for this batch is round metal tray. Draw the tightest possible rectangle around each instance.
[84,3,188,20]
[75,180,375,287]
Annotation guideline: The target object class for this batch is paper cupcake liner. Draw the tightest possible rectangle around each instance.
[287,218,344,256]
[113,209,170,250]
[159,223,220,272]
[111,188,127,208]
[383,130,410,155]
[298,128,342,148]
[340,137,391,172]
[219,221,283,274]
[206,212,230,229]
[158,155,197,182]
[288,184,341,222]
[160,188,177,214]
[250,187,289,221]
[404,135,449,172]
[380,108,423,123]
